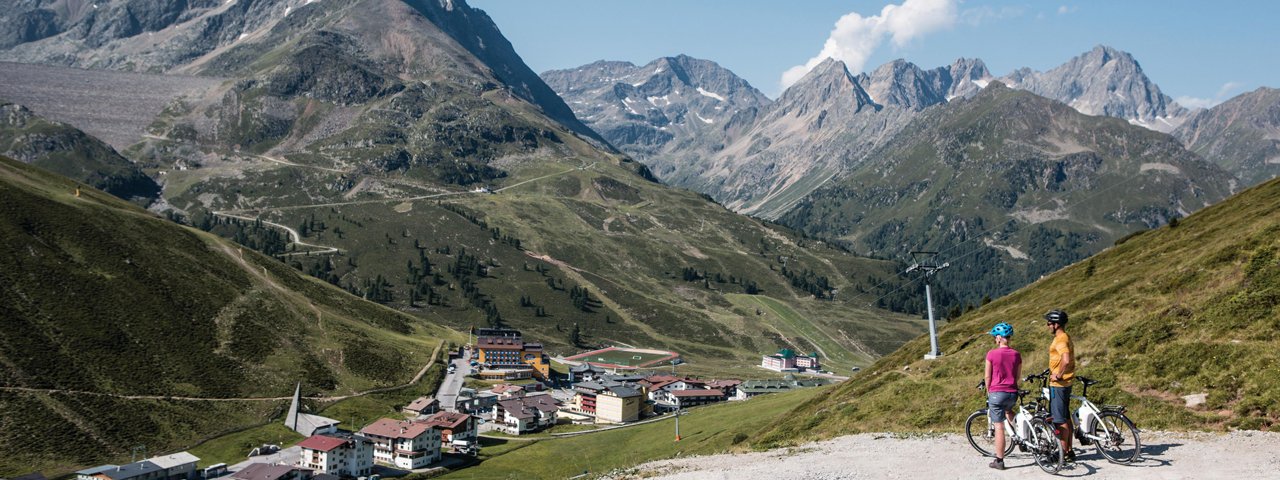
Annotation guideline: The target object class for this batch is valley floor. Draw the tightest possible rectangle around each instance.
[617,431,1280,479]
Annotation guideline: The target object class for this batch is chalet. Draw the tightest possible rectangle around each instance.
[424,411,478,447]
[706,379,743,398]
[493,395,560,434]
[402,396,439,417]
[359,419,442,469]
[296,432,374,477]
[567,363,607,383]
[229,464,312,480]
[661,389,726,408]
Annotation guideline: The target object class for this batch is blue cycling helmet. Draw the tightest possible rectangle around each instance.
[989,322,1014,338]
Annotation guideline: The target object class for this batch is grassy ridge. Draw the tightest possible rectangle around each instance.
[755,176,1280,446]
[0,156,456,475]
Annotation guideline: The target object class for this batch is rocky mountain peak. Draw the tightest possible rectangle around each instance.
[1000,44,1190,132]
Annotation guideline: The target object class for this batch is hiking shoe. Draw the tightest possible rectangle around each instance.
[989,458,1006,470]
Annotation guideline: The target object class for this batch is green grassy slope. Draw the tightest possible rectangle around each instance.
[755,176,1280,446]
[0,101,159,202]
[0,156,455,475]
[124,0,926,375]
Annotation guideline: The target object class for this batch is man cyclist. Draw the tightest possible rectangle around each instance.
[983,322,1021,470]
[1045,309,1076,462]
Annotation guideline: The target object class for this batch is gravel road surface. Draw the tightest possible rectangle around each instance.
[618,431,1280,480]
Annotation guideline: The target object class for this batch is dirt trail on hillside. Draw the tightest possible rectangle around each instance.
[617,431,1280,480]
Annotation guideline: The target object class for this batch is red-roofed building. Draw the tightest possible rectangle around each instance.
[424,411,477,448]
[658,388,726,408]
[359,418,442,469]
[296,433,372,477]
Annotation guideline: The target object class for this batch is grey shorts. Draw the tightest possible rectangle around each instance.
[1050,386,1073,424]
[988,391,1017,423]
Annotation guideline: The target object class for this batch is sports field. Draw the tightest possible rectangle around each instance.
[564,346,679,369]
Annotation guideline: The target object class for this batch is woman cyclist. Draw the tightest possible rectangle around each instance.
[983,322,1022,470]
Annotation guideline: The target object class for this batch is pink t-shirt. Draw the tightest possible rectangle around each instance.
[986,347,1022,393]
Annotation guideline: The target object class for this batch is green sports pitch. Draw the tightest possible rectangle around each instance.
[564,347,679,369]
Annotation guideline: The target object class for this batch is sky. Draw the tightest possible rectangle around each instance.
[469,0,1279,107]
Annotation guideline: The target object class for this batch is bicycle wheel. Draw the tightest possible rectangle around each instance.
[1029,418,1064,474]
[965,410,1014,457]
[1093,411,1141,463]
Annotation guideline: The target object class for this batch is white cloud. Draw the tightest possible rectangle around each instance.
[1057,5,1078,15]
[780,0,958,89]
[1175,81,1245,109]
[960,5,1025,26]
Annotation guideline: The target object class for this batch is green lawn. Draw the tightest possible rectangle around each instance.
[188,422,302,468]
[439,385,828,479]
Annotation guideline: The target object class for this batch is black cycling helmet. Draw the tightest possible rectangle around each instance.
[1044,309,1069,326]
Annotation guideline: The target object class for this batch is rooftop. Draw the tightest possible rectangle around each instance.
[405,396,437,411]
[360,418,435,439]
[670,389,724,397]
[297,435,349,452]
[425,411,471,429]
[232,464,312,480]
[145,451,199,469]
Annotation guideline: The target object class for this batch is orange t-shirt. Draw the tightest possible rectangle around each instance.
[1049,330,1075,387]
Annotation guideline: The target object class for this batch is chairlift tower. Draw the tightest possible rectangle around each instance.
[905,251,949,360]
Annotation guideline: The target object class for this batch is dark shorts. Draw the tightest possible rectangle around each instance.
[1049,386,1072,424]
[988,391,1017,423]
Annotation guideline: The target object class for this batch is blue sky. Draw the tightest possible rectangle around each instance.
[470,0,1278,107]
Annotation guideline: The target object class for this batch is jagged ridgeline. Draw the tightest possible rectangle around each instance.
[780,83,1234,306]
[0,157,450,475]
[757,176,1280,446]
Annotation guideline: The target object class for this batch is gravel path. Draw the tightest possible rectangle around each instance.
[619,431,1280,480]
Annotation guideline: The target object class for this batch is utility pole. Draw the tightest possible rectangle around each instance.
[674,406,682,441]
[906,251,949,360]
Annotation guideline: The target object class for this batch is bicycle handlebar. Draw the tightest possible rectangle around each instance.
[1023,368,1051,382]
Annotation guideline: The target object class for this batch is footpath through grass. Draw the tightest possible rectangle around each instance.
[440,385,827,479]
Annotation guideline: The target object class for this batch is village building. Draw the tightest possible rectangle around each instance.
[567,363,608,383]
[493,394,560,434]
[659,389,726,408]
[761,349,821,372]
[359,418,442,469]
[734,375,830,400]
[229,464,312,480]
[475,328,550,380]
[423,411,478,447]
[296,432,374,477]
[594,385,643,423]
[706,379,743,398]
[402,396,439,417]
[284,383,340,436]
[75,452,199,480]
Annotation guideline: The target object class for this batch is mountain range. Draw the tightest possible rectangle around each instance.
[1,0,1279,474]
[546,45,1277,304]
[0,3,933,472]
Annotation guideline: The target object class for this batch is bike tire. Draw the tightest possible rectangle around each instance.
[1029,417,1064,474]
[964,410,1014,457]
[1093,411,1141,464]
